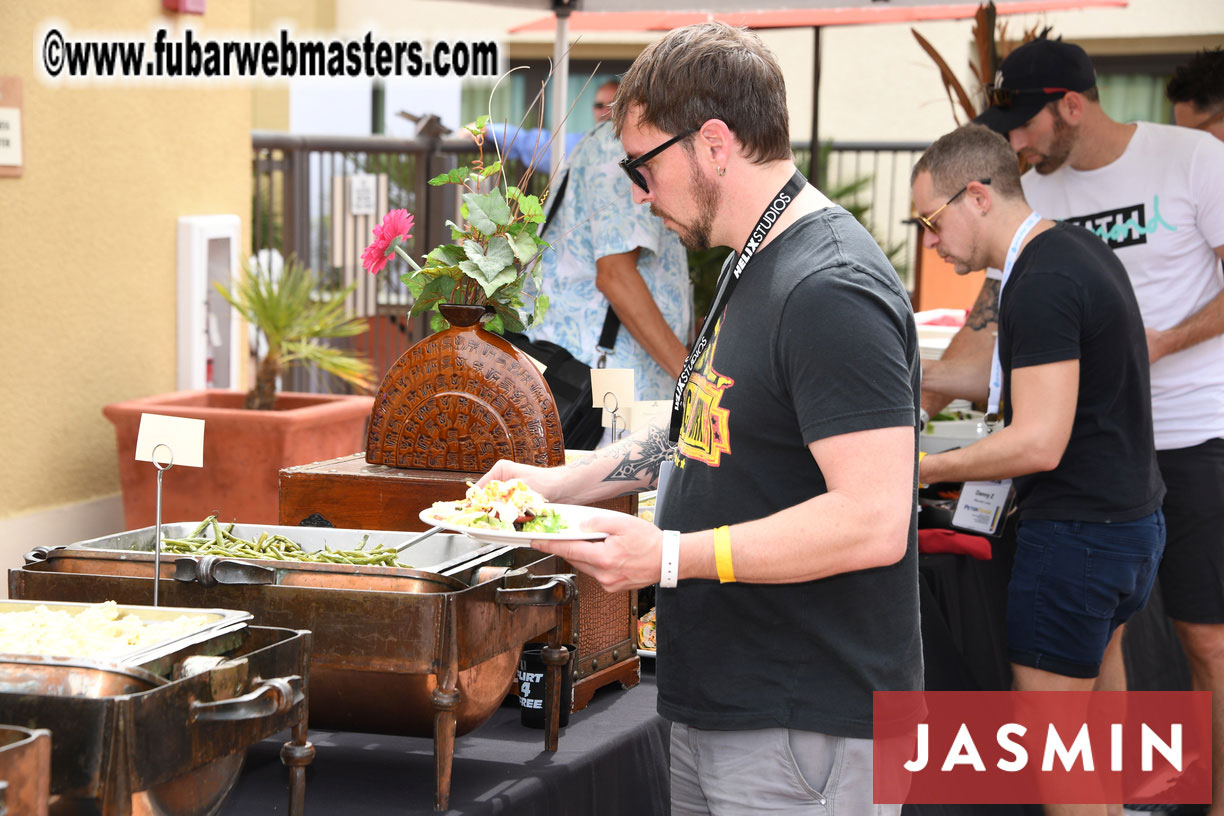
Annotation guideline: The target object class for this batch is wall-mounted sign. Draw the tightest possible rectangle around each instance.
[0,77,23,177]
[349,174,377,216]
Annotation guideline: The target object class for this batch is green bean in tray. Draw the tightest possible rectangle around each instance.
[161,516,408,567]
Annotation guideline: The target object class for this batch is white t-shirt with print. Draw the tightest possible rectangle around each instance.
[1022,122,1224,450]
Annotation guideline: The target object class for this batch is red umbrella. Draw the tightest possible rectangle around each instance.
[484,0,1127,176]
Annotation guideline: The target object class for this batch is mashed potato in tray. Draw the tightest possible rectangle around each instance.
[0,601,212,660]
[430,478,566,533]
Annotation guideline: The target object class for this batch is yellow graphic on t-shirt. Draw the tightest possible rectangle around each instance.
[678,312,734,467]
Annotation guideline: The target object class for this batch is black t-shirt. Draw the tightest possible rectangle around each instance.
[1000,222,1165,521]
[655,207,924,739]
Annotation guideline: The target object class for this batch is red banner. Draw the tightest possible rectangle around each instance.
[873,691,1211,805]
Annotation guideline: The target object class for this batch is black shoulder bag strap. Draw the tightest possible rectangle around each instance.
[542,167,621,367]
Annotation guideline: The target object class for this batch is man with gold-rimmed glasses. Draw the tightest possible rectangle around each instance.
[912,133,1165,816]
[925,37,1224,813]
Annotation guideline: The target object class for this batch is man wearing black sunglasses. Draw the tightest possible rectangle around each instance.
[479,20,922,815]
[926,37,1224,812]
[514,77,692,419]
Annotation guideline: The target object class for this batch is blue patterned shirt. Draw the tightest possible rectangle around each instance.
[529,122,692,401]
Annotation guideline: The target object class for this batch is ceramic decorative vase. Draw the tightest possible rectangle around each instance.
[365,303,565,471]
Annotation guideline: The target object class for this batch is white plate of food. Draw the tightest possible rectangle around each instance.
[419,478,613,546]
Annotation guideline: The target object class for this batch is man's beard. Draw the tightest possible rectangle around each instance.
[1032,108,1076,175]
[652,158,720,251]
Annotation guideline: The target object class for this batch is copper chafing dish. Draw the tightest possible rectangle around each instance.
[0,600,311,816]
[0,724,52,816]
[12,524,576,811]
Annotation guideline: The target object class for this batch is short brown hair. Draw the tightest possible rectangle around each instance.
[911,124,1024,200]
[1167,47,1224,111]
[612,22,791,164]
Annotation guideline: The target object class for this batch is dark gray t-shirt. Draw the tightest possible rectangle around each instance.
[655,207,924,739]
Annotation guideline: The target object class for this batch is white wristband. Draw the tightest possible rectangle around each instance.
[660,529,680,588]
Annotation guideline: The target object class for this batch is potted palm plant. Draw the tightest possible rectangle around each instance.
[103,259,377,527]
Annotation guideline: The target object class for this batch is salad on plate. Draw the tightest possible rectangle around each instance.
[429,479,567,534]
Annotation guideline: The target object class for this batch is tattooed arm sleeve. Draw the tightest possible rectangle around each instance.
[920,277,999,414]
[575,419,675,497]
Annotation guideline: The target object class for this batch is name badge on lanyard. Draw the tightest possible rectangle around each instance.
[952,480,1014,535]
[962,210,1040,534]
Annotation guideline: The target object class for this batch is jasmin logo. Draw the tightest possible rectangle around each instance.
[873,691,1211,806]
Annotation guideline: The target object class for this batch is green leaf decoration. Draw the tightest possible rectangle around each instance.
[462,236,514,276]
[410,275,458,317]
[401,271,427,297]
[505,186,522,202]
[430,310,448,332]
[462,190,512,233]
[429,166,470,186]
[527,253,545,289]
[480,160,502,179]
[459,262,518,300]
[519,194,545,223]
[498,275,525,302]
[484,313,505,335]
[531,293,550,326]
[508,230,540,264]
[426,244,465,267]
[492,301,525,333]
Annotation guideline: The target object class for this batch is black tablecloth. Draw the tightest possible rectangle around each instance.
[918,523,1194,694]
[913,522,1195,816]
[221,673,670,816]
[220,532,1191,816]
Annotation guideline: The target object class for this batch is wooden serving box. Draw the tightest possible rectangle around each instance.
[279,452,641,710]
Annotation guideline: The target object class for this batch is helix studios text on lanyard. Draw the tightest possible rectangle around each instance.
[668,169,807,444]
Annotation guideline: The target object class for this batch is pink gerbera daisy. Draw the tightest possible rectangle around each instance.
[361,209,415,274]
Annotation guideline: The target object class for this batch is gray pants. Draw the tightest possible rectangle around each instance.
[669,723,900,815]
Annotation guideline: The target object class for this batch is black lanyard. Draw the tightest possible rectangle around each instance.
[668,169,807,443]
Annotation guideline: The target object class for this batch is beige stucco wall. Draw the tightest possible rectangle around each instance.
[252,0,335,131]
[818,0,1224,143]
[0,0,253,521]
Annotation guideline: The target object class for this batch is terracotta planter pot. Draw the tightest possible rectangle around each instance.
[103,390,374,528]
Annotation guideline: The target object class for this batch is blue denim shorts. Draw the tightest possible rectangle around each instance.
[1007,511,1165,678]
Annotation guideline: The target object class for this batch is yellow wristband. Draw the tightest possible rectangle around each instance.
[713,525,736,584]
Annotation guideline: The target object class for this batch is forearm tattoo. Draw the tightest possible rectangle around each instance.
[577,422,676,490]
[966,278,1001,330]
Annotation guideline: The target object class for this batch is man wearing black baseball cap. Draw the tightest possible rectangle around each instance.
[974,36,1097,148]
[923,36,1224,814]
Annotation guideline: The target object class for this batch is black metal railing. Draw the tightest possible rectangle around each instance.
[251,131,929,394]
